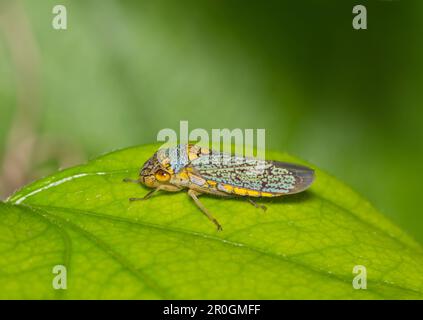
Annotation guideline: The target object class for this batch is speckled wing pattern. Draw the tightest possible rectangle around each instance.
[188,150,315,196]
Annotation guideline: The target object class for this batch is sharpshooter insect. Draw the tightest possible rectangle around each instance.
[124,144,314,230]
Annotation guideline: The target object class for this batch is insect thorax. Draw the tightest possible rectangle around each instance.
[156,145,190,173]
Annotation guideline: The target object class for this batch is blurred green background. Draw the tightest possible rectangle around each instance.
[0,0,422,241]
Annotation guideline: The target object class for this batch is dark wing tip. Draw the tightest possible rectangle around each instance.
[293,167,315,193]
[272,161,315,194]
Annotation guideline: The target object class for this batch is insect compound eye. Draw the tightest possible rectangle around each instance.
[155,169,171,182]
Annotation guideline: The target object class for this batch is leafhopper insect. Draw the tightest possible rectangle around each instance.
[124,144,314,230]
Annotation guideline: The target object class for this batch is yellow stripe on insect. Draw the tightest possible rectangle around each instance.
[233,187,247,196]
[260,191,275,197]
[246,190,260,197]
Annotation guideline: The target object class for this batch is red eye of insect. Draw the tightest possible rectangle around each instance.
[155,170,170,182]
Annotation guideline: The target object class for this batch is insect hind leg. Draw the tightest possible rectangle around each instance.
[247,198,267,212]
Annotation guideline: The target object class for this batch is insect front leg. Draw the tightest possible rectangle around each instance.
[247,198,267,212]
[187,189,223,231]
[129,186,163,201]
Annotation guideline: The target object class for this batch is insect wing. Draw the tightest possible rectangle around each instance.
[188,151,314,195]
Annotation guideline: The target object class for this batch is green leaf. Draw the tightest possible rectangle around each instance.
[2,144,423,299]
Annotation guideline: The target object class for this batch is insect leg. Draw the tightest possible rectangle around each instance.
[187,189,223,231]
[129,186,162,202]
[247,198,267,212]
